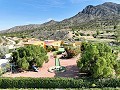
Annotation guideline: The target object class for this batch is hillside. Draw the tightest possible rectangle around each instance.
[0,2,120,40]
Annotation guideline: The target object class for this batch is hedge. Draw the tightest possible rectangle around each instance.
[4,88,120,90]
[0,77,119,89]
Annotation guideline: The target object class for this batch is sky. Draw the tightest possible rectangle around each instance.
[0,0,120,30]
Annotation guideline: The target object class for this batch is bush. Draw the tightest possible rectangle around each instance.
[87,34,90,36]
[46,46,52,52]
[65,46,80,59]
[92,34,97,38]
[106,30,110,33]
[15,40,19,44]
[56,51,63,55]
[75,33,79,36]
[80,33,86,36]
[0,78,119,88]
[44,56,49,63]
[74,38,79,41]
[96,30,100,35]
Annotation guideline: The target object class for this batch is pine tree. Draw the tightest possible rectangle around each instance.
[77,42,118,78]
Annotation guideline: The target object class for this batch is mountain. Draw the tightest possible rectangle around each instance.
[60,2,120,26]
[1,2,120,40]
[42,20,58,26]
[4,20,58,33]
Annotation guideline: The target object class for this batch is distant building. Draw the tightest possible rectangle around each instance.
[4,53,12,59]
[24,41,46,48]
[0,59,9,67]
[72,41,82,47]
[0,59,10,73]
[45,40,64,49]
[7,45,14,49]
[23,38,64,49]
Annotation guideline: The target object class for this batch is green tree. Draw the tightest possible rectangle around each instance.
[21,57,29,70]
[64,46,80,59]
[0,46,9,57]
[96,30,100,35]
[15,40,19,44]
[11,45,48,70]
[114,25,117,29]
[77,42,118,78]
[115,28,120,43]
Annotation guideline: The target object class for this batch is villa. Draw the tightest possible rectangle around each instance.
[24,41,46,48]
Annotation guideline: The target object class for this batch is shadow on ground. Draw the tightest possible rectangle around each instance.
[54,65,79,78]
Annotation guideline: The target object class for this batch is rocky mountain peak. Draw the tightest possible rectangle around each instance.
[48,20,57,24]
[81,5,95,14]
[79,2,120,16]
[42,20,58,26]
[103,2,118,6]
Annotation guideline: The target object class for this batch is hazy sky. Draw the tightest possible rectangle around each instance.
[0,0,120,30]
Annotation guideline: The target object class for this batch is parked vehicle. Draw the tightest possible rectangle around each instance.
[32,64,39,72]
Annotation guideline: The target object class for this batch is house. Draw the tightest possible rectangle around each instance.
[0,59,9,67]
[0,59,10,73]
[52,41,64,48]
[33,41,46,48]
[24,41,46,48]
[7,45,14,49]
[45,40,64,49]
[23,39,64,49]
[4,53,12,59]
[72,41,81,47]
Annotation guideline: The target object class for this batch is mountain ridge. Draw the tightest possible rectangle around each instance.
[0,2,120,40]
[1,2,120,32]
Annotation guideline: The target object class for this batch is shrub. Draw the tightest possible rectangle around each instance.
[73,35,75,37]
[15,40,19,44]
[80,33,86,36]
[46,46,52,52]
[87,34,90,36]
[96,30,100,35]
[92,34,97,38]
[65,46,80,59]
[44,56,49,63]
[75,33,79,36]
[56,51,63,55]
[0,78,119,88]
[74,38,79,41]
[106,30,110,33]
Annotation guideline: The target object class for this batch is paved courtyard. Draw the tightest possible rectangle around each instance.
[2,52,80,78]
